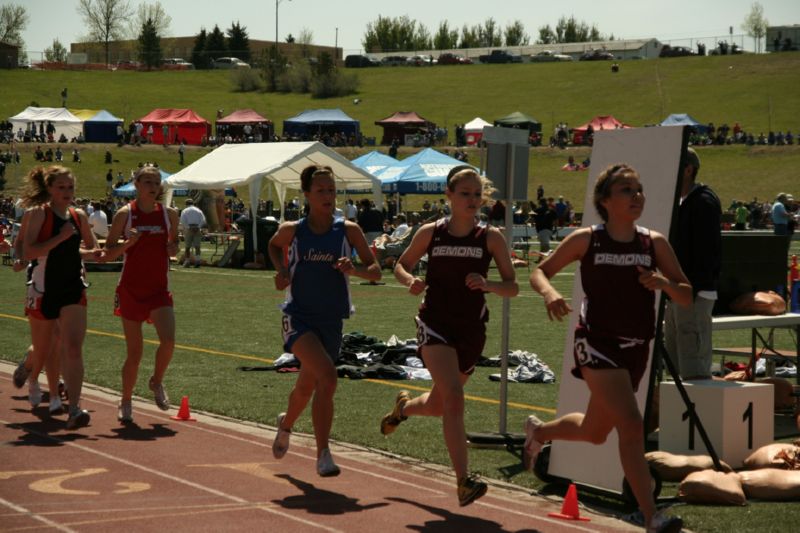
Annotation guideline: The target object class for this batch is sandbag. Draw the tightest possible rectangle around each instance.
[744,443,798,469]
[678,470,746,505]
[646,451,732,482]
[758,378,795,410]
[729,291,786,315]
[740,469,800,500]
[722,375,794,410]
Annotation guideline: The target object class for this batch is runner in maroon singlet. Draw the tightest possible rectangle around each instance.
[380,166,518,507]
[104,165,179,423]
[525,164,692,533]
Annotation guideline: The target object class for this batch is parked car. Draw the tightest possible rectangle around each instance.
[212,57,250,69]
[530,50,573,62]
[579,49,615,61]
[161,57,194,69]
[381,55,408,66]
[116,60,141,70]
[406,54,436,66]
[437,53,473,65]
[659,45,696,58]
[478,50,523,64]
[344,54,380,68]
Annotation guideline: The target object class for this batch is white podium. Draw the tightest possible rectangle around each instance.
[660,380,774,468]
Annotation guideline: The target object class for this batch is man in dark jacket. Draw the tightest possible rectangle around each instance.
[665,147,721,380]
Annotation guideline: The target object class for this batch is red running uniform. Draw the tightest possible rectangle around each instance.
[115,200,172,322]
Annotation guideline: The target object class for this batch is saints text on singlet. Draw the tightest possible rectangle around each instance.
[29,206,86,294]
[579,224,657,340]
[282,218,352,322]
[119,200,171,295]
[420,218,492,324]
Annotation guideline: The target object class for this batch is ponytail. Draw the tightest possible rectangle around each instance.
[19,165,73,208]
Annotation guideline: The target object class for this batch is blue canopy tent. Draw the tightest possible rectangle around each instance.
[283,109,360,140]
[377,148,476,194]
[83,110,124,142]
[351,151,398,176]
[112,170,182,197]
[661,113,708,134]
[113,170,237,198]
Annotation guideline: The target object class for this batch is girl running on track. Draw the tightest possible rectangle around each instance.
[380,166,519,507]
[268,165,381,477]
[21,165,101,430]
[104,164,179,423]
[12,208,66,415]
[524,163,690,533]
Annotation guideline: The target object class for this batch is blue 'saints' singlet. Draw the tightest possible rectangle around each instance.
[281,218,352,322]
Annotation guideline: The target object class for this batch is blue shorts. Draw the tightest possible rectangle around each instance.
[282,314,343,362]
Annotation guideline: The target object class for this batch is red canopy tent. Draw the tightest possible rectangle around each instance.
[375,111,435,145]
[138,108,211,145]
[572,115,631,145]
[216,109,274,141]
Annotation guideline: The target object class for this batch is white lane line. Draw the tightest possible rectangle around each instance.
[0,496,78,533]
[80,395,446,496]
[475,498,600,532]
[0,418,342,533]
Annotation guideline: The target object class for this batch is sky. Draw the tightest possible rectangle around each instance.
[12,0,799,56]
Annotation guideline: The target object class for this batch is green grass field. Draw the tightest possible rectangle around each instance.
[2,52,800,532]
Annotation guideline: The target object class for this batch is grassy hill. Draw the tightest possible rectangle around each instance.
[1,52,799,208]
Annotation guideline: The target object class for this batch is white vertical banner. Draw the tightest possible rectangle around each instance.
[547,126,686,492]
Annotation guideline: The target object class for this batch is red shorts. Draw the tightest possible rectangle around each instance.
[572,325,651,391]
[415,315,486,375]
[26,285,87,321]
[114,285,173,323]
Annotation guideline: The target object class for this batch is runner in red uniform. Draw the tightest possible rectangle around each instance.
[21,165,100,430]
[526,163,691,533]
[381,166,518,506]
[104,165,179,423]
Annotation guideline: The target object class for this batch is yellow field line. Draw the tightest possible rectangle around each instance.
[0,312,556,415]
[365,379,557,415]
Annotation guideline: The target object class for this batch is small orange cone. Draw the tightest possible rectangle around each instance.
[548,483,590,521]
[170,396,197,421]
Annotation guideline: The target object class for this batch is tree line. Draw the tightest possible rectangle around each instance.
[361,15,614,53]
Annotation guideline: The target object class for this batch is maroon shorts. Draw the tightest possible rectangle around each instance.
[572,326,651,391]
[415,315,486,375]
[114,285,173,323]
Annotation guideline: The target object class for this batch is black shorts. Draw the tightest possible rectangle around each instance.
[415,315,486,375]
[572,325,651,391]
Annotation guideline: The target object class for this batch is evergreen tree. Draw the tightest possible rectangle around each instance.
[433,21,459,50]
[44,38,68,62]
[206,24,227,60]
[226,21,250,61]
[138,17,161,69]
[191,28,210,69]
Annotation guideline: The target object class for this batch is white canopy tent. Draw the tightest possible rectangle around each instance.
[163,142,383,248]
[9,107,83,142]
[463,117,492,146]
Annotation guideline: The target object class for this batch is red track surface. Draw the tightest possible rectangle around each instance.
[0,366,637,532]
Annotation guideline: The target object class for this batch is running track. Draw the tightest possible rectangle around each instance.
[0,365,637,532]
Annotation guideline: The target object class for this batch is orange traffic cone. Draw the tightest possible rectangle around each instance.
[548,483,590,521]
[170,396,197,421]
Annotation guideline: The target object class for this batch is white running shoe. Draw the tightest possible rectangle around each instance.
[28,380,42,407]
[66,408,91,430]
[272,413,291,459]
[523,414,544,472]
[117,400,133,423]
[149,377,170,411]
[48,397,64,415]
[316,448,341,477]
